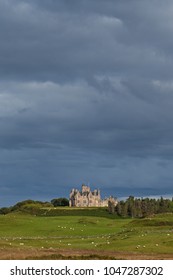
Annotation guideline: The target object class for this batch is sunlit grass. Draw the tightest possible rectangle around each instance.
[0,209,173,257]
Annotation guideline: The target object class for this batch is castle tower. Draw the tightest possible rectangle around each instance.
[81,185,90,194]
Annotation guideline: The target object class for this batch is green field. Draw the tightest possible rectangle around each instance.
[0,208,173,259]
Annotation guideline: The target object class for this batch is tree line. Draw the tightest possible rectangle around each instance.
[0,197,69,215]
[112,196,173,217]
[1,196,173,218]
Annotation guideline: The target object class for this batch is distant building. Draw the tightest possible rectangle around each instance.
[69,184,117,207]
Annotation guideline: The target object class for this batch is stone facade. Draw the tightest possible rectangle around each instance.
[69,184,117,207]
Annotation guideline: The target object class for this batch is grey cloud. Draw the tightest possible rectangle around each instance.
[1,0,173,206]
[2,0,173,82]
[0,79,173,160]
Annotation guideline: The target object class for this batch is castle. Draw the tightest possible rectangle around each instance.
[69,184,117,207]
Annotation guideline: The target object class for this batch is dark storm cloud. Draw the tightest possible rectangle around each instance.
[0,0,167,82]
[0,79,172,157]
[1,0,173,206]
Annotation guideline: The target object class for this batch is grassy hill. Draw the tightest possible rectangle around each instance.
[0,207,173,259]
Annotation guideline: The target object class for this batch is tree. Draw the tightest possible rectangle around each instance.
[126,196,136,217]
[0,207,11,215]
[51,198,69,207]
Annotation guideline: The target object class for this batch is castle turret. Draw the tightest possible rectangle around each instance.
[82,185,90,194]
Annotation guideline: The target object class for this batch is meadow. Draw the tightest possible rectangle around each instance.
[0,207,173,259]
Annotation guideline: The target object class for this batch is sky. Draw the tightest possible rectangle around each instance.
[1,0,173,207]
